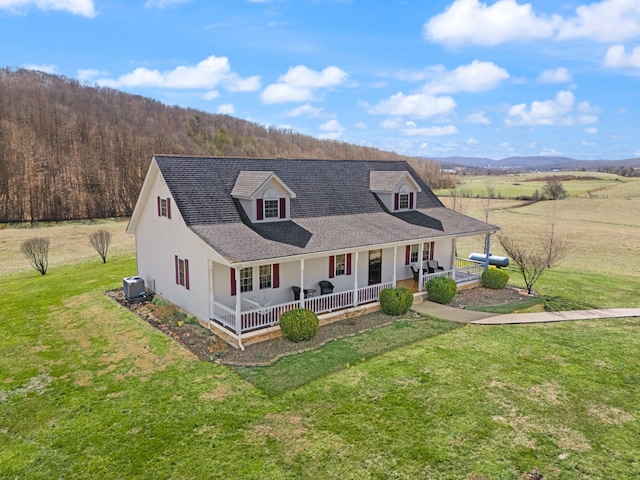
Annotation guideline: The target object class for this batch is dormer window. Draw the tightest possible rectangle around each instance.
[396,185,414,211]
[262,188,281,219]
[232,171,296,223]
[370,170,421,213]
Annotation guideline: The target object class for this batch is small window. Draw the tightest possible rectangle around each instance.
[240,267,253,293]
[175,255,189,289]
[399,193,409,209]
[335,254,346,276]
[160,198,168,217]
[410,245,419,264]
[264,199,279,219]
[422,242,431,261]
[259,265,272,289]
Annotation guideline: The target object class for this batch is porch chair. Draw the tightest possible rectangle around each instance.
[291,286,309,301]
[427,260,444,273]
[318,280,334,295]
[410,265,419,282]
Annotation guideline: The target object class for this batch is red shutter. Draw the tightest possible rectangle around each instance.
[184,259,190,290]
[430,242,435,260]
[279,198,286,218]
[409,192,414,209]
[230,269,236,296]
[175,255,179,284]
[329,256,335,278]
[167,198,172,219]
[405,245,410,265]
[346,253,352,275]
[256,199,264,221]
[273,263,280,288]
[394,193,399,211]
[157,196,161,216]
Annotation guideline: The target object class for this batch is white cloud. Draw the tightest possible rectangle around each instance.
[424,0,557,46]
[217,103,235,114]
[145,0,192,7]
[537,67,572,83]
[380,118,404,129]
[285,104,323,117]
[505,90,599,127]
[421,60,509,94]
[581,140,596,146]
[22,63,57,73]
[402,125,459,136]
[424,0,640,47]
[202,90,220,100]
[77,68,107,82]
[557,0,640,42]
[465,111,491,125]
[318,119,345,140]
[261,65,348,104]
[604,44,640,67]
[95,55,259,92]
[0,0,96,17]
[354,121,367,129]
[584,127,598,134]
[467,137,478,144]
[367,92,456,118]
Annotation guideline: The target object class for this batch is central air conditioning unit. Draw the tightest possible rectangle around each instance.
[123,276,146,301]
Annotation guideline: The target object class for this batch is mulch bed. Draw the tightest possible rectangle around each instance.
[108,286,534,366]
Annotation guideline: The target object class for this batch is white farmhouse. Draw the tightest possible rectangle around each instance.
[127,156,498,348]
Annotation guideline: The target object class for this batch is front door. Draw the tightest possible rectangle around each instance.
[368,249,382,285]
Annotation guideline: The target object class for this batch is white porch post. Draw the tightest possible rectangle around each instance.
[208,261,215,319]
[484,234,491,269]
[452,239,457,282]
[299,258,305,309]
[418,242,425,291]
[234,267,241,335]
[353,251,359,307]
[392,246,397,287]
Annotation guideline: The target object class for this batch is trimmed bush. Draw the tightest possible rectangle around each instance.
[482,267,509,290]
[379,287,414,316]
[279,308,319,342]
[426,277,457,305]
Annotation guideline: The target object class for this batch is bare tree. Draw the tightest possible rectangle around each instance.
[21,237,50,275]
[90,229,112,263]
[498,208,569,294]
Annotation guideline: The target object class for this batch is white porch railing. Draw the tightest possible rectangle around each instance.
[454,257,484,281]
[211,282,395,334]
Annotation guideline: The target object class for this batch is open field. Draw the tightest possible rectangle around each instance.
[1,257,639,479]
[434,171,638,199]
[1,187,639,478]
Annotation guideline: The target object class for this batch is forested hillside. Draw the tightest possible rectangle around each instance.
[0,68,447,223]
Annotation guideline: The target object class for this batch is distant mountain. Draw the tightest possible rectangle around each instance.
[434,156,640,172]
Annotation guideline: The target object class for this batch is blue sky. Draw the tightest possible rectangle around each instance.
[2,0,640,160]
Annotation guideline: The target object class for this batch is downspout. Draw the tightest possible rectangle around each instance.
[234,266,244,351]
[392,246,397,288]
[418,242,425,291]
[299,259,305,309]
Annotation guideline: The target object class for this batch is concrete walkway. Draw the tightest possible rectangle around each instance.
[411,300,640,325]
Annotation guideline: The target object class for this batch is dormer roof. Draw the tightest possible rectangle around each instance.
[369,171,422,193]
[231,171,296,199]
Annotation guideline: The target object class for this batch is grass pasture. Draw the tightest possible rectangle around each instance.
[435,171,634,199]
[1,185,640,479]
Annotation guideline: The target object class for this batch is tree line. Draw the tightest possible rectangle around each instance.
[0,68,451,223]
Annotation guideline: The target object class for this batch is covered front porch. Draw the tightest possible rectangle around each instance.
[207,245,488,347]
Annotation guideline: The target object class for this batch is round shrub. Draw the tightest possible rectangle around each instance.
[481,267,509,289]
[426,277,457,305]
[379,287,414,316]
[279,308,319,342]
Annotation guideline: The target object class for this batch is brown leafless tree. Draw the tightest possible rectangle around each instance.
[90,229,112,263]
[21,237,50,275]
[498,202,569,294]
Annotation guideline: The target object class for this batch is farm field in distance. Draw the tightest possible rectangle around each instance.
[1,172,639,479]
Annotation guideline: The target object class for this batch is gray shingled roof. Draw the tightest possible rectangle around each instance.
[369,171,407,192]
[230,171,273,198]
[154,156,498,263]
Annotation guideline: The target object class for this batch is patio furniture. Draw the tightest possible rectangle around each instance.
[410,265,420,282]
[318,280,334,295]
[291,286,309,301]
[427,260,444,272]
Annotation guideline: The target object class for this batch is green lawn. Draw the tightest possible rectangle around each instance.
[1,254,639,479]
